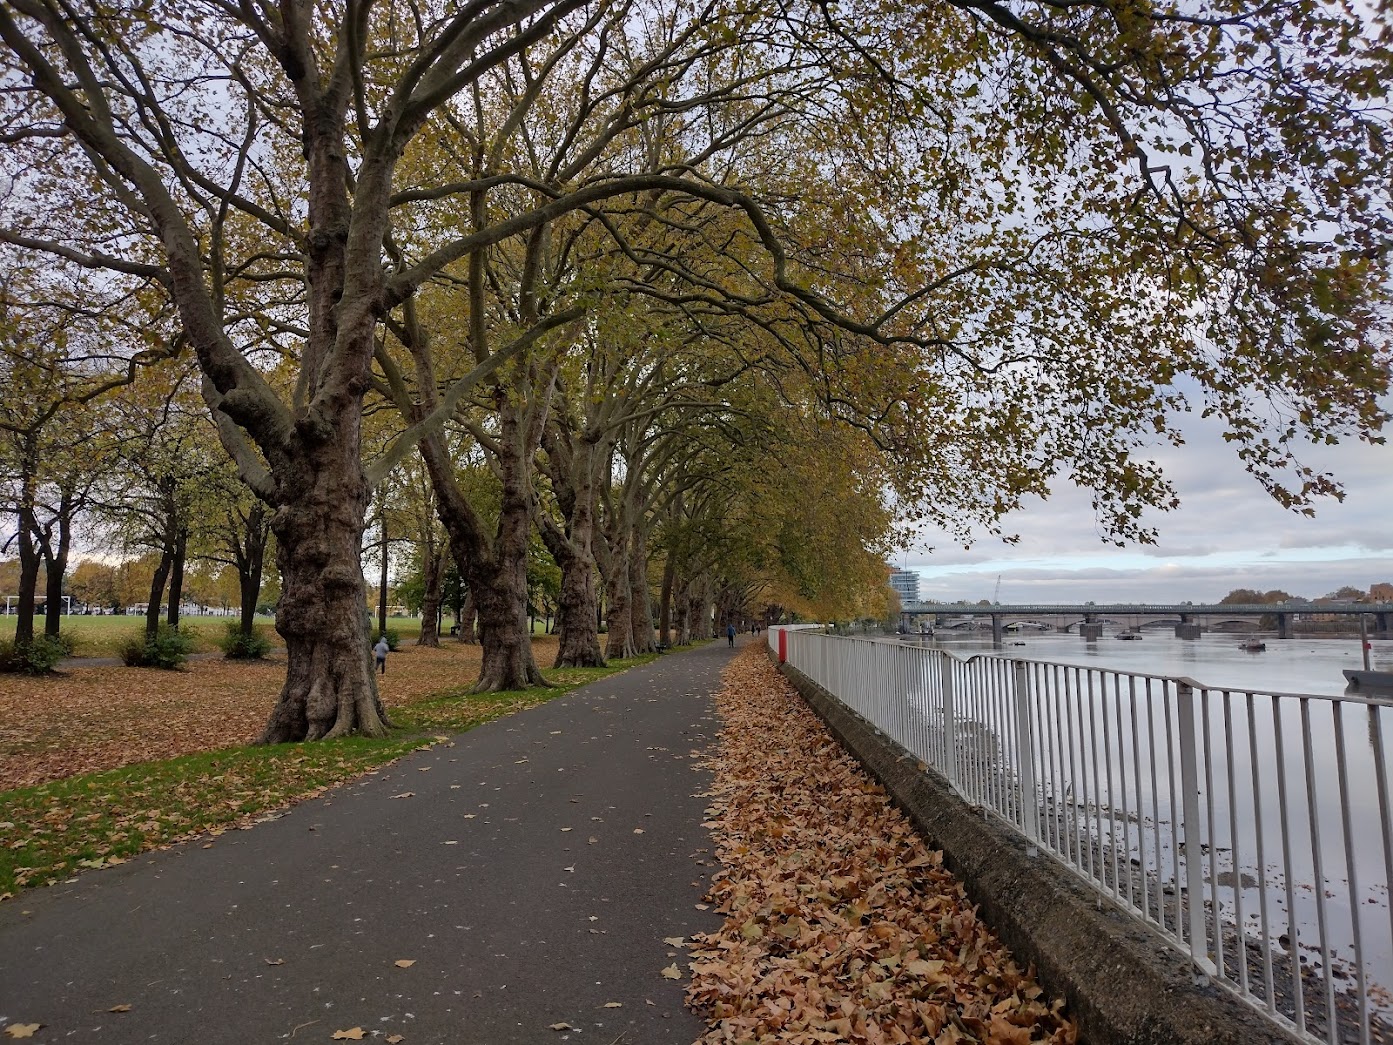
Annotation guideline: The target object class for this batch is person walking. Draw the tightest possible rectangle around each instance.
[373,634,390,675]
[726,622,736,648]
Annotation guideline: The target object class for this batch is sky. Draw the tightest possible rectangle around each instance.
[896,406,1393,605]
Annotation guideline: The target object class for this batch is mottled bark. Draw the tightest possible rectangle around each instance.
[457,591,478,643]
[629,527,655,655]
[418,418,544,691]
[551,547,605,667]
[658,554,675,646]
[417,543,445,647]
[258,441,390,743]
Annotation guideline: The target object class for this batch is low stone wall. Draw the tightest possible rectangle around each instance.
[776,658,1302,1045]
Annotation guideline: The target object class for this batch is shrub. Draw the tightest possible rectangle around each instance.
[119,623,194,669]
[382,628,400,652]
[219,623,273,660]
[0,635,68,674]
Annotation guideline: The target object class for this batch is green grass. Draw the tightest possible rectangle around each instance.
[0,650,663,899]
[43,615,573,658]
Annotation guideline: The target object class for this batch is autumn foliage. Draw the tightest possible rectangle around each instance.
[689,649,1076,1045]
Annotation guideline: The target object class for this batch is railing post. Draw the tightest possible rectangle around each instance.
[1176,682,1214,975]
[941,657,958,788]
[1013,661,1039,843]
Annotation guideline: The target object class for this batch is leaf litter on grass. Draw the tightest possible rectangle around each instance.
[687,648,1077,1045]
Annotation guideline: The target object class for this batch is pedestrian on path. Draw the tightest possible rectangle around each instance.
[373,634,389,674]
[727,622,736,647]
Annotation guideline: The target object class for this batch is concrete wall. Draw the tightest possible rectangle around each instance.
[775,658,1302,1045]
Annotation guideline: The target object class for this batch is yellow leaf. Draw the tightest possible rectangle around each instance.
[264,958,285,966]
[108,1004,132,1013]
[4,1026,41,1039]
[386,1037,404,1044]
[661,936,686,947]
[394,959,416,968]
[332,1030,365,1041]
[660,964,681,979]
[602,1001,622,1008]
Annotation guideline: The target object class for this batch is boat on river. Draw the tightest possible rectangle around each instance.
[1239,640,1266,652]
[1115,632,1143,641]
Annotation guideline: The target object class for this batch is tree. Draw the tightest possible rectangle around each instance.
[4,0,1388,731]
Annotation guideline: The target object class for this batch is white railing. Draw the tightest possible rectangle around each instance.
[782,630,1393,1045]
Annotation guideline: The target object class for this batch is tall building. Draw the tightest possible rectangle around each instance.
[888,569,920,605]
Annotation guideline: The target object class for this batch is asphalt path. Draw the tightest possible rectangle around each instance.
[0,639,744,1044]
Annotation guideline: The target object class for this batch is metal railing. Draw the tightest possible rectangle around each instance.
[781,630,1393,1045]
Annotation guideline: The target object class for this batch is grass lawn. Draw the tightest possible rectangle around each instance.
[0,636,676,899]
[36,613,555,657]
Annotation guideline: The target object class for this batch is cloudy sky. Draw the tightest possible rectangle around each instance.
[897,405,1393,605]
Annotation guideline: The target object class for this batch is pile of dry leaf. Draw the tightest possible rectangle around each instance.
[687,648,1077,1045]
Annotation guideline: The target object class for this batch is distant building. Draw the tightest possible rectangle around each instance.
[888,569,920,605]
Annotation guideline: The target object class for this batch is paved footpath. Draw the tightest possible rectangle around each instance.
[0,641,743,1044]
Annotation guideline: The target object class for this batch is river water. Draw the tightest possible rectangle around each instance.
[858,627,1393,1035]
[909,627,1393,697]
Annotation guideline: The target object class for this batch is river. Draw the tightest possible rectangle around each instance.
[899,627,1393,697]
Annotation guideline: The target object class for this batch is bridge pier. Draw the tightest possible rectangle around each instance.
[1277,612,1292,639]
[991,613,1004,645]
[1176,622,1201,640]
[1080,623,1103,641]
[1378,612,1390,639]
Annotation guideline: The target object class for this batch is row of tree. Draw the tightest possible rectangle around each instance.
[0,0,1388,743]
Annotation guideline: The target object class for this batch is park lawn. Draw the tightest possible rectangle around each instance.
[40,614,550,658]
[0,640,666,899]
[0,637,558,790]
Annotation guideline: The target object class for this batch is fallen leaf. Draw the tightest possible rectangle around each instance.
[661,936,685,947]
[560,827,572,833]
[390,792,415,799]
[386,1037,405,1044]
[394,959,417,968]
[332,1030,365,1041]
[108,1004,132,1013]
[660,964,681,979]
[4,1026,41,1039]
[632,828,644,834]
[264,957,285,966]
[602,1001,622,1008]
[547,1022,575,1031]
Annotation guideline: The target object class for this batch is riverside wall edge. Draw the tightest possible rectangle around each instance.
[775,657,1303,1045]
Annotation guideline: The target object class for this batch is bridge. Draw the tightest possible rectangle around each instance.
[897,601,1393,642]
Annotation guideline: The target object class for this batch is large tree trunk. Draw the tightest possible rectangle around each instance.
[629,527,655,655]
[12,436,40,647]
[552,547,605,667]
[146,549,171,639]
[41,503,71,639]
[417,421,544,691]
[658,554,675,646]
[238,505,268,636]
[166,528,187,629]
[258,444,390,743]
[417,543,444,647]
[457,590,478,643]
[604,546,635,660]
[377,501,390,639]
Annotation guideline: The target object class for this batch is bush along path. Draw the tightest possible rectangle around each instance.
[685,648,1078,1045]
